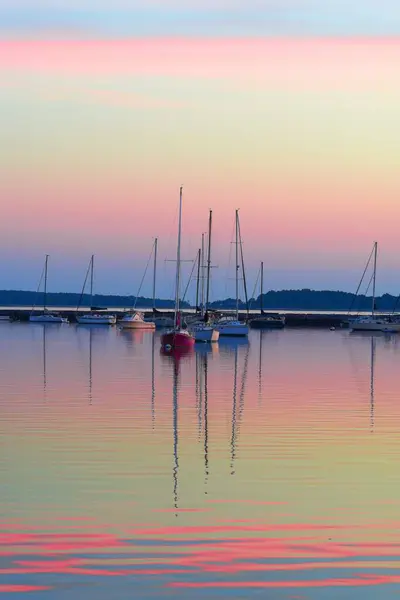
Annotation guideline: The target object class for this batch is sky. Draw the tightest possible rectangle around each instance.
[1,2,400,301]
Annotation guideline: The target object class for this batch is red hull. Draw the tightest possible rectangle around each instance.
[161,330,195,349]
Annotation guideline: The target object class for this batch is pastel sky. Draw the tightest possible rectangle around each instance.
[1,1,400,300]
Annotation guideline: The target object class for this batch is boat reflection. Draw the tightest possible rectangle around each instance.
[119,328,149,347]
[218,335,249,356]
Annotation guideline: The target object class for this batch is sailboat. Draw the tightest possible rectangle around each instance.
[350,243,400,332]
[190,210,219,342]
[29,255,68,323]
[216,210,249,337]
[161,187,195,350]
[76,255,116,325]
[249,262,285,329]
[119,241,156,330]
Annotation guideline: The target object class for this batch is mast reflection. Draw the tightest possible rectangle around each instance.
[370,336,375,432]
[160,345,194,515]
[151,333,155,428]
[230,342,250,475]
[88,327,93,405]
[42,325,47,401]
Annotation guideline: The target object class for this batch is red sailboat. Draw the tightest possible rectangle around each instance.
[161,187,195,351]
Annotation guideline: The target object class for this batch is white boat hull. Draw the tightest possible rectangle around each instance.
[351,321,400,332]
[76,315,116,325]
[192,326,220,343]
[30,314,68,323]
[216,321,249,337]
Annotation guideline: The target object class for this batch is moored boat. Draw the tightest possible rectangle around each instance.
[216,317,249,337]
[77,313,116,325]
[161,186,195,351]
[119,311,156,329]
[216,210,249,338]
[190,210,219,343]
[350,243,399,332]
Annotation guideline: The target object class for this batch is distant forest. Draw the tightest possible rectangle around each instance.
[0,290,188,309]
[1,288,400,312]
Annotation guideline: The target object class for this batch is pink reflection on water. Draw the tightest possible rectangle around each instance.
[0,584,52,593]
[2,516,400,592]
[169,575,400,588]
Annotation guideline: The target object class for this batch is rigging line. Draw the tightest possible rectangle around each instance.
[356,271,374,317]
[224,215,236,299]
[181,251,199,304]
[347,243,375,316]
[30,261,46,315]
[76,257,92,312]
[133,240,156,310]
[237,215,249,315]
[249,266,261,311]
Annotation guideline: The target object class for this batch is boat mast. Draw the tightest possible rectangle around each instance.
[90,254,94,308]
[205,209,212,311]
[235,210,239,319]
[174,187,183,328]
[195,247,201,311]
[237,213,249,318]
[152,238,158,311]
[200,233,205,314]
[260,261,264,314]
[43,254,49,312]
[371,241,378,317]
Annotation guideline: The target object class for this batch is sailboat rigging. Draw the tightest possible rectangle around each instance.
[350,242,400,332]
[216,210,249,337]
[190,210,220,342]
[30,255,68,323]
[119,241,156,330]
[249,261,285,329]
[76,255,116,325]
[161,187,195,350]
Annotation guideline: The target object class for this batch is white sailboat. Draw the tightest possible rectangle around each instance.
[29,255,68,323]
[350,242,400,332]
[76,255,116,325]
[216,210,249,337]
[190,210,220,343]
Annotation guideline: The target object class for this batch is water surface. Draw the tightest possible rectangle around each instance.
[1,323,400,598]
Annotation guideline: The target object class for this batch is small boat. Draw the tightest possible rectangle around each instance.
[76,255,116,325]
[192,322,220,342]
[119,311,156,329]
[216,210,249,337]
[29,255,68,323]
[216,316,249,337]
[190,210,219,343]
[77,313,116,325]
[161,187,195,351]
[250,262,285,329]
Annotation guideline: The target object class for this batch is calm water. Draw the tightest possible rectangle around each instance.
[1,323,400,598]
